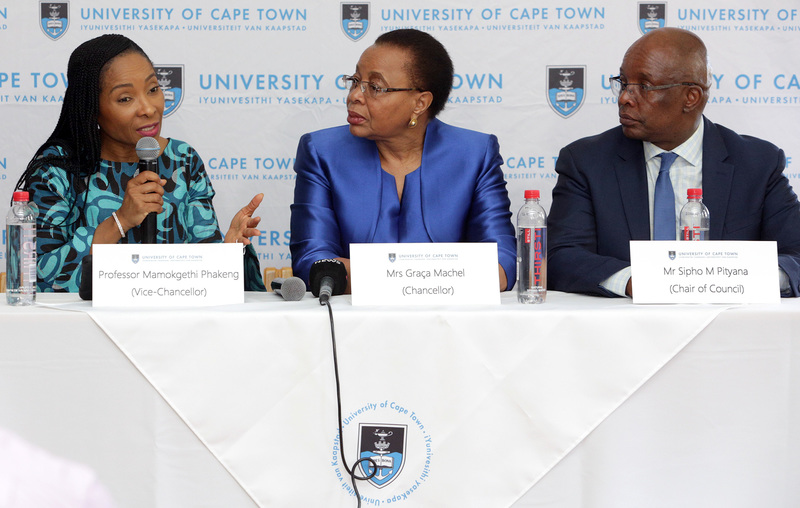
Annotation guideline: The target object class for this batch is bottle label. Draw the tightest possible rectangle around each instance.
[6,222,36,299]
[524,228,531,244]
[22,227,37,288]
[533,228,545,288]
[682,226,706,241]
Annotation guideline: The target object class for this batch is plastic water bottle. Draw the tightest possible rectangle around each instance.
[6,191,37,305]
[680,188,710,241]
[517,190,547,303]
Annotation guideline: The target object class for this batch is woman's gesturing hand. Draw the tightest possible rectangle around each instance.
[225,193,264,245]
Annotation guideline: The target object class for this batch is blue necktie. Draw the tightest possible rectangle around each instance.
[653,152,678,240]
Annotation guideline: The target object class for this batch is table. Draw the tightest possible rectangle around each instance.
[1,293,798,507]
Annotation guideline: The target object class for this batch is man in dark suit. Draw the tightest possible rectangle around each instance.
[548,27,800,297]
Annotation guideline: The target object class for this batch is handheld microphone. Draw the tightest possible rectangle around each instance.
[271,277,307,301]
[309,259,347,304]
[135,137,160,244]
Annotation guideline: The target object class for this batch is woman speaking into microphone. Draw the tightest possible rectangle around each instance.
[290,29,516,292]
[15,34,265,292]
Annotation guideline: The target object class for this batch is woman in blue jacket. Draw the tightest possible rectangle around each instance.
[290,29,516,291]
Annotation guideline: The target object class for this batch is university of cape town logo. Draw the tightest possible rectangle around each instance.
[638,3,666,34]
[389,253,396,263]
[331,401,432,502]
[669,250,676,260]
[40,2,69,40]
[547,66,585,119]
[131,254,140,264]
[358,424,406,488]
[156,65,184,117]
[341,3,370,42]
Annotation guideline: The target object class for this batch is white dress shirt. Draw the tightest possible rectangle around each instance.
[600,123,704,296]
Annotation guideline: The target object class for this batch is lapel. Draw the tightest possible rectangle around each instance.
[614,134,650,240]
[699,118,734,240]
[419,119,443,241]
[336,132,383,244]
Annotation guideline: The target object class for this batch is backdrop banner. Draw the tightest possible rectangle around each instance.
[1,1,799,275]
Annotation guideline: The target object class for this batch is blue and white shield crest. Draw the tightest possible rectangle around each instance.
[638,3,667,34]
[358,424,406,489]
[155,65,184,118]
[388,253,396,263]
[341,3,370,42]
[131,254,140,264]
[40,2,69,41]
[547,66,585,119]
[668,250,676,260]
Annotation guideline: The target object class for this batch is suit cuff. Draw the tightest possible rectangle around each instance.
[600,266,631,297]
[779,267,791,296]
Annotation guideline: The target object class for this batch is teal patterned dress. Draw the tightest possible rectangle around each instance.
[28,138,265,292]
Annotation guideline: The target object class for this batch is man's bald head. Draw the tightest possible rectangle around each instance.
[617,28,711,150]
[628,27,711,91]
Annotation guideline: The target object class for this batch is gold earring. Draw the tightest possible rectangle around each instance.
[408,117,417,128]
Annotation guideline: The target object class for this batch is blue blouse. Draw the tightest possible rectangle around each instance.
[373,169,432,244]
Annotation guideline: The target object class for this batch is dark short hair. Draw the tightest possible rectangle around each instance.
[375,29,453,118]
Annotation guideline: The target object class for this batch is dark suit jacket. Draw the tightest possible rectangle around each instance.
[548,117,800,297]
[289,118,517,289]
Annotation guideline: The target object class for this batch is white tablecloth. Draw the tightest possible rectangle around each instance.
[1,293,798,507]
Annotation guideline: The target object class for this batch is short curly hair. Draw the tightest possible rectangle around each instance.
[375,29,454,118]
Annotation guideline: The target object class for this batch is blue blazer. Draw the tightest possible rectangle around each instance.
[290,119,517,289]
[548,117,800,297]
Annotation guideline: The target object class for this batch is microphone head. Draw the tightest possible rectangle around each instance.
[309,259,347,297]
[273,277,307,301]
[135,136,160,161]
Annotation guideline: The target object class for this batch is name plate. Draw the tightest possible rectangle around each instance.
[630,240,779,304]
[92,244,244,307]
[350,243,500,306]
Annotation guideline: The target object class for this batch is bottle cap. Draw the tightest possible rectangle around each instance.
[687,188,702,198]
[524,190,540,199]
[12,191,29,202]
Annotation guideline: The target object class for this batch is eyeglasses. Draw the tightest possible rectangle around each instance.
[609,75,702,98]
[341,75,423,99]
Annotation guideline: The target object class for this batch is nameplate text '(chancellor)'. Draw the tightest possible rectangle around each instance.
[350,242,500,306]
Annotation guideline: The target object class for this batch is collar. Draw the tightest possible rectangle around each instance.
[642,121,704,167]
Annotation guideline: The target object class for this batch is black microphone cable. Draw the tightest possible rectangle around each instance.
[322,298,377,508]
